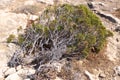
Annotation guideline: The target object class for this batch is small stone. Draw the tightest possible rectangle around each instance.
[85,70,99,80]
[87,2,98,9]
[54,77,63,80]
[17,68,35,76]
[5,73,23,80]
[115,26,120,32]
[16,65,22,71]
[29,15,38,21]
[114,66,120,76]
[78,61,83,65]
[87,2,95,9]
[24,79,30,80]
[24,0,35,5]
[99,73,106,78]
[98,2,106,6]
[5,68,16,76]
[36,0,54,5]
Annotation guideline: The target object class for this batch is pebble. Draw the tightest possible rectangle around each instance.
[5,73,23,80]
[99,73,106,78]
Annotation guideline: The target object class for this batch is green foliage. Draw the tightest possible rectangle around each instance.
[18,34,25,45]
[17,4,113,58]
[38,4,113,57]
[7,34,15,43]
[82,47,89,58]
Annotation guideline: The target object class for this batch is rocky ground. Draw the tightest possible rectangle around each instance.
[0,0,120,80]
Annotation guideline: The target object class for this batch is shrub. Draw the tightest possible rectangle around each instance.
[8,4,113,74]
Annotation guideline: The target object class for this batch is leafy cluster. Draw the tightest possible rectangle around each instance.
[8,4,112,71]
[7,34,15,43]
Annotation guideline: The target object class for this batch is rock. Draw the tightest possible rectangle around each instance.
[99,73,106,78]
[114,76,120,80]
[54,77,63,80]
[5,68,16,76]
[85,70,99,80]
[3,66,35,80]
[98,2,106,6]
[34,66,57,79]
[50,61,64,72]
[114,66,120,76]
[36,0,54,5]
[16,65,22,71]
[24,79,30,80]
[87,2,97,9]
[115,25,120,32]
[5,73,23,80]
[113,8,118,11]
[24,0,35,5]
[97,11,120,24]
[0,43,18,77]
[64,0,87,5]
[78,61,83,65]
[17,67,35,76]
[0,66,9,79]
[29,14,38,21]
